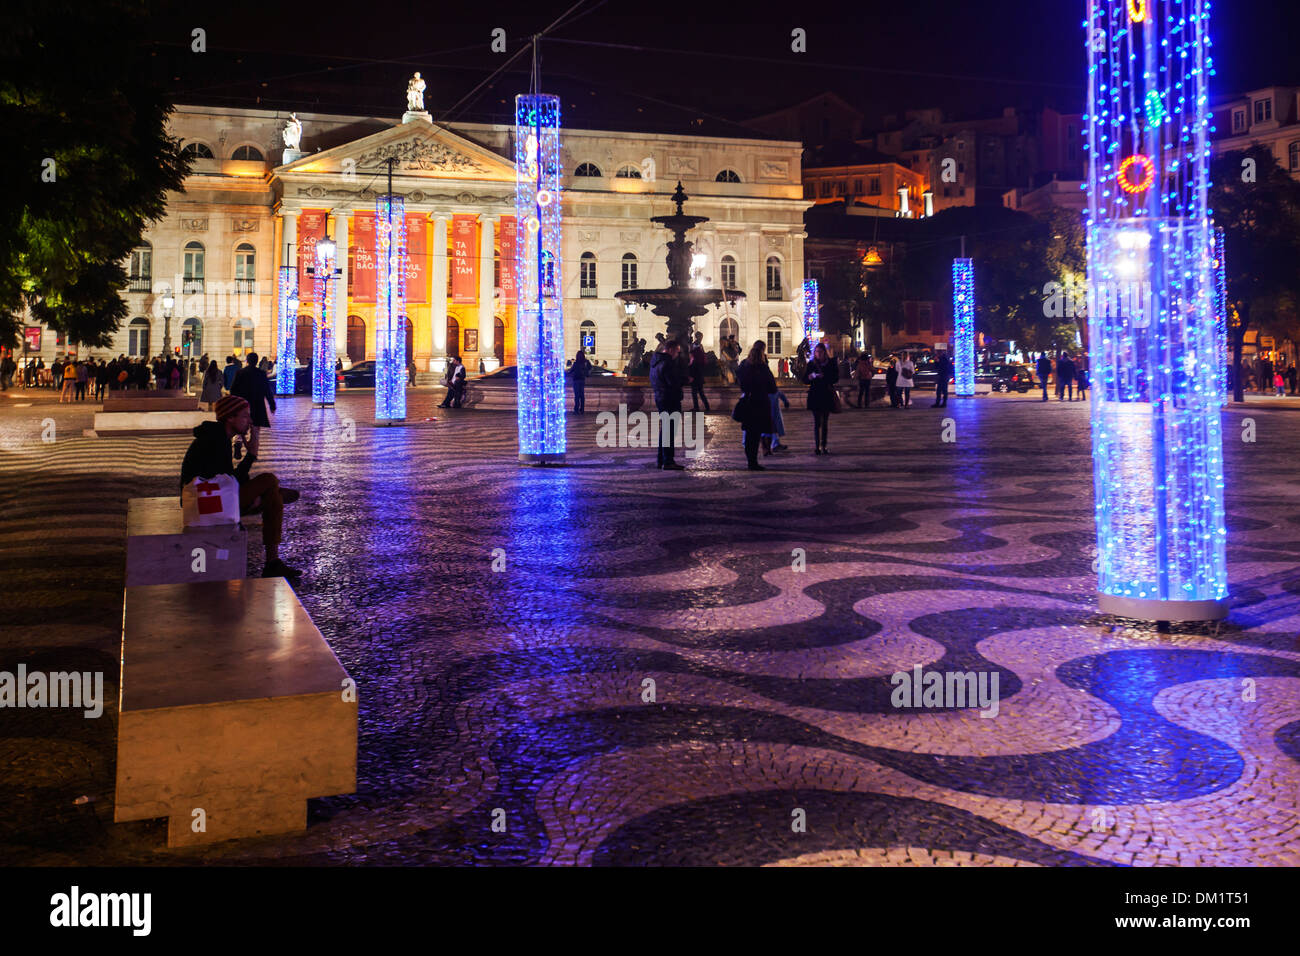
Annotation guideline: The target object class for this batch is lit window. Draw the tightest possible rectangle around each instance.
[232,319,255,356]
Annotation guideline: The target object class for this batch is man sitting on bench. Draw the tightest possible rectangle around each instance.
[180,395,302,579]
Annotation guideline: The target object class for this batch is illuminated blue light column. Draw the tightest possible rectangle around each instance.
[1085,0,1226,620]
[952,258,975,396]
[515,94,565,464]
[312,238,337,406]
[800,279,820,342]
[1212,226,1228,399]
[375,195,407,423]
[275,265,297,396]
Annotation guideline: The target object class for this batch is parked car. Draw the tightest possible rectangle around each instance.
[338,360,376,388]
[980,364,1036,393]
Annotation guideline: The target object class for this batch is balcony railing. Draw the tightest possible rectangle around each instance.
[234,279,257,294]
[127,277,151,293]
[182,278,205,294]
[580,286,598,298]
[766,287,783,301]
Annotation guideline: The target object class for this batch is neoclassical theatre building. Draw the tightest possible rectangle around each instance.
[55,95,809,373]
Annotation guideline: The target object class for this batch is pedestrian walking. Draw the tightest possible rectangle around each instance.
[229,352,277,459]
[222,355,239,391]
[895,352,915,409]
[570,348,591,413]
[650,339,688,470]
[1055,352,1075,401]
[1036,352,1053,402]
[74,360,88,401]
[885,356,899,408]
[932,351,953,407]
[855,352,874,407]
[200,361,224,409]
[735,340,777,470]
[805,341,840,453]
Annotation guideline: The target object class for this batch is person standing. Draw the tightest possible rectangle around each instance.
[449,357,467,407]
[0,353,14,390]
[895,352,915,409]
[222,355,239,392]
[438,357,460,408]
[1036,352,1053,402]
[407,357,418,387]
[650,339,687,470]
[805,341,840,454]
[570,348,591,413]
[762,388,790,455]
[689,342,710,412]
[855,352,874,408]
[1055,351,1075,401]
[229,352,277,459]
[736,340,776,470]
[885,356,899,408]
[60,360,77,402]
[74,360,89,401]
[932,351,953,408]
[93,360,109,401]
[200,360,224,409]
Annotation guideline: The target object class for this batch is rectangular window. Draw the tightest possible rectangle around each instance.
[1290,141,1300,171]
[853,178,863,194]
[918,305,932,332]
[721,259,737,289]
[766,262,782,300]
[803,182,815,199]
[1233,109,1247,132]
[1254,98,1272,123]
[621,259,637,290]
[869,177,881,195]
[580,258,597,297]
[819,181,832,198]
[767,327,782,356]
[129,248,151,280]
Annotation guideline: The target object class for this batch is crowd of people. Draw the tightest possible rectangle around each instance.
[3,352,279,402]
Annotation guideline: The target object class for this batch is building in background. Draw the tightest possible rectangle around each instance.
[1211,85,1300,179]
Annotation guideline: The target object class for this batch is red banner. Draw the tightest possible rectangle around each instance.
[351,212,376,304]
[498,215,517,305]
[451,215,477,304]
[405,214,427,304]
[298,208,329,295]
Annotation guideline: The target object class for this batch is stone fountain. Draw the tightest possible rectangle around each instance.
[616,182,745,361]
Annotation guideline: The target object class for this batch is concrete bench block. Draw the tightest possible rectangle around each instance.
[126,497,247,587]
[114,578,357,847]
[94,410,212,434]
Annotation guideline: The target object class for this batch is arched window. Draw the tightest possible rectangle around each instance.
[718,315,739,345]
[615,163,642,179]
[127,317,151,357]
[181,317,203,356]
[621,318,637,357]
[346,315,366,364]
[574,162,602,177]
[766,320,784,357]
[231,145,263,161]
[715,169,741,183]
[234,243,256,293]
[720,254,737,290]
[181,142,214,159]
[580,320,597,355]
[129,243,152,292]
[579,252,597,297]
[765,255,783,300]
[232,318,255,356]
[621,253,638,290]
[295,315,313,365]
[446,315,461,359]
[183,241,205,293]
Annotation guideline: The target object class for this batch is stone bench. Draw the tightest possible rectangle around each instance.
[126,497,248,587]
[114,577,357,847]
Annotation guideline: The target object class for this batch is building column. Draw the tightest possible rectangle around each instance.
[332,211,349,365]
[431,213,449,372]
[478,214,496,371]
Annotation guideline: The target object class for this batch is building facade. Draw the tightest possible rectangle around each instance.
[23,101,809,371]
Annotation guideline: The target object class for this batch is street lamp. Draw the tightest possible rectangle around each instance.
[306,236,341,405]
[161,293,175,356]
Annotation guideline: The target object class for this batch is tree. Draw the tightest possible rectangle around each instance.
[1210,145,1300,402]
[0,0,190,349]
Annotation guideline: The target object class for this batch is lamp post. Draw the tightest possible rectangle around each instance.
[161,294,175,357]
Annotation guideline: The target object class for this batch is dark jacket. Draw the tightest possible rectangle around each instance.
[803,357,840,412]
[935,354,953,382]
[1036,355,1053,382]
[223,362,239,390]
[231,364,276,428]
[571,354,591,383]
[1056,357,1075,383]
[180,420,253,491]
[650,351,686,411]
[736,358,776,432]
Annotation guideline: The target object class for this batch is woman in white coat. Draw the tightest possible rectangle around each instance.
[895,352,916,408]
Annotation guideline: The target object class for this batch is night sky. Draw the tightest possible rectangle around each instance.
[145,0,1299,132]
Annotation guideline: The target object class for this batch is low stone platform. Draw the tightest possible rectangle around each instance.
[95,390,209,434]
[114,577,357,848]
[125,497,247,587]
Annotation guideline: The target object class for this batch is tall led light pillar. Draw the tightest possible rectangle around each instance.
[515,94,565,464]
[1085,0,1227,620]
[275,265,297,396]
[800,279,820,343]
[312,239,337,406]
[1212,226,1228,399]
[952,258,975,396]
[375,194,407,423]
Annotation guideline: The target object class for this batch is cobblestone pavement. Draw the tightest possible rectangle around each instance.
[1,387,1298,866]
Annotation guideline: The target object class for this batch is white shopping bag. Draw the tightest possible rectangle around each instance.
[182,474,242,527]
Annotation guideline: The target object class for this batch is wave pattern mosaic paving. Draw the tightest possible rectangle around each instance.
[2,393,1298,866]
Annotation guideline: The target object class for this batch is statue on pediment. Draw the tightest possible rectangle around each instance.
[406,73,426,112]
[282,113,302,150]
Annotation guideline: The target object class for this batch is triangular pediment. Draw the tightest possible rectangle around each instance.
[277,119,516,183]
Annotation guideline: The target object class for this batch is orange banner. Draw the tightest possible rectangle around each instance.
[405,214,427,304]
[352,212,376,303]
[451,215,477,304]
[298,208,329,296]
[499,215,517,305]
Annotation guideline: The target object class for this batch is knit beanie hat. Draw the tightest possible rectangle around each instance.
[215,395,249,421]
